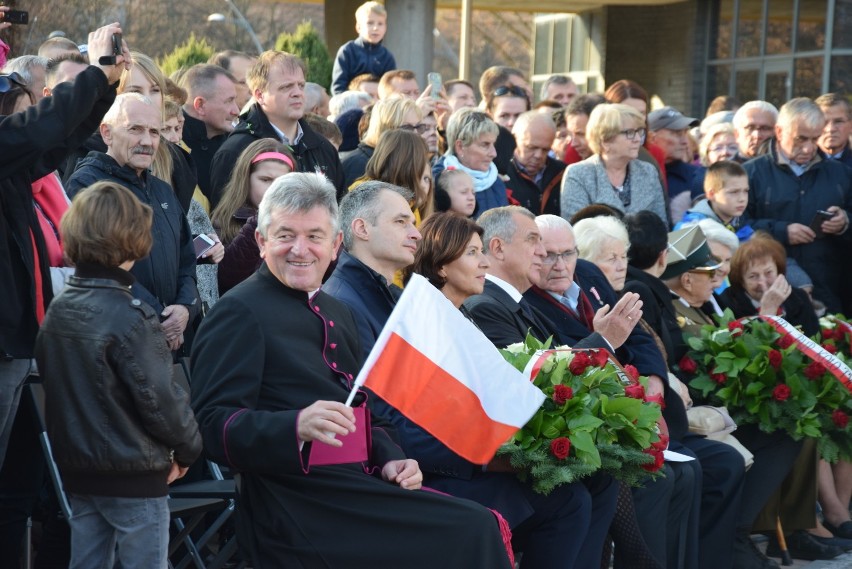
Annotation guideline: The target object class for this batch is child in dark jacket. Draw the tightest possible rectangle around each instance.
[331,1,397,95]
[35,181,202,569]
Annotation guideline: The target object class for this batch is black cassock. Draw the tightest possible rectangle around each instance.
[191,264,511,569]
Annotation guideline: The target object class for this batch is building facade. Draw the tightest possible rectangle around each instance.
[534,0,852,114]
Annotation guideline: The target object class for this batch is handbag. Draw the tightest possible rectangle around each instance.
[687,405,754,470]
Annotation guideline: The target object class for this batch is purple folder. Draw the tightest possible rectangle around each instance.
[308,405,370,466]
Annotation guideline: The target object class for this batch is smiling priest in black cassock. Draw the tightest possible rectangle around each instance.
[190,172,512,569]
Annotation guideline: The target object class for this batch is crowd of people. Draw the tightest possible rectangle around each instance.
[2,1,852,568]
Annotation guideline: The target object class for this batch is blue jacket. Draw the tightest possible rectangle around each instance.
[332,37,397,96]
[433,156,509,218]
[322,250,400,361]
[743,140,852,312]
[66,153,199,318]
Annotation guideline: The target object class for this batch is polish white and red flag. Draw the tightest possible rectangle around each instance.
[349,273,545,464]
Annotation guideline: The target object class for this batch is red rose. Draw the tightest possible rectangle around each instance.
[569,352,592,375]
[550,437,571,460]
[553,385,574,405]
[804,361,827,380]
[768,349,783,371]
[772,384,791,401]
[624,364,640,382]
[711,371,727,384]
[625,383,645,400]
[645,393,666,409]
[727,320,744,335]
[642,448,665,472]
[591,349,609,368]
[822,343,838,355]
[678,355,698,375]
[832,410,849,429]
[822,328,837,340]
[777,334,795,350]
[651,432,669,452]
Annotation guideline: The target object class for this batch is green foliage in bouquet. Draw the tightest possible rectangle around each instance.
[682,310,852,463]
[498,334,664,495]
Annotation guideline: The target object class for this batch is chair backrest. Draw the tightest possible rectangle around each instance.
[27,383,73,520]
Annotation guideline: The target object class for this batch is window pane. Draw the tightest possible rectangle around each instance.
[711,0,735,59]
[534,20,552,75]
[833,0,852,48]
[764,69,790,109]
[794,57,823,98]
[737,0,763,57]
[830,56,852,93]
[797,0,826,52]
[552,18,569,72]
[707,64,732,101]
[766,0,794,55]
[735,69,759,102]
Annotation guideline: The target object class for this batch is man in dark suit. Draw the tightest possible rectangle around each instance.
[458,206,618,568]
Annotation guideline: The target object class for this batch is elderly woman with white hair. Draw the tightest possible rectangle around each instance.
[561,103,669,226]
[573,215,631,292]
[433,107,507,216]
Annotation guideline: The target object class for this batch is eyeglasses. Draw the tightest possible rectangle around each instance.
[708,144,739,154]
[542,248,579,265]
[491,85,528,99]
[619,127,646,141]
[0,72,26,94]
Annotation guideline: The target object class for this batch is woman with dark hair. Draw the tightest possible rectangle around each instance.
[212,138,295,294]
[357,128,434,223]
[721,232,818,335]
[411,212,489,307]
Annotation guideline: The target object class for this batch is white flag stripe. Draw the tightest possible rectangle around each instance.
[355,274,545,427]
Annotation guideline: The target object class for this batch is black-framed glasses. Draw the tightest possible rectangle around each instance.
[543,248,580,265]
[491,85,528,99]
[0,73,26,94]
[619,127,646,141]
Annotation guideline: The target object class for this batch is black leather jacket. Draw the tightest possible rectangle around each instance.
[34,264,202,497]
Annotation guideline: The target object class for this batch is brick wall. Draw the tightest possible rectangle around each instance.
[604,1,703,115]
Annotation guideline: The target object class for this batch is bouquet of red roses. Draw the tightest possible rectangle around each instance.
[682,310,852,462]
[498,334,664,495]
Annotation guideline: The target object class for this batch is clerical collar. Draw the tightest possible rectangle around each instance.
[485,273,524,303]
[547,281,581,312]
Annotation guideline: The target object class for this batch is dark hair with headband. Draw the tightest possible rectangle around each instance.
[211,138,296,244]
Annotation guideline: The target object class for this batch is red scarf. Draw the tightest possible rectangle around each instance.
[29,173,69,322]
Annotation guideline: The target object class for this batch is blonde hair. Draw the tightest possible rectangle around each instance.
[362,96,421,147]
[356,1,386,20]
[118,52,173,183]
[247,51,306,95]
[699,122,736,166]
[586,103,644,156]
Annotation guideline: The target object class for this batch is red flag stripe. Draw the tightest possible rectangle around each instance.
[364,332,518,464]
